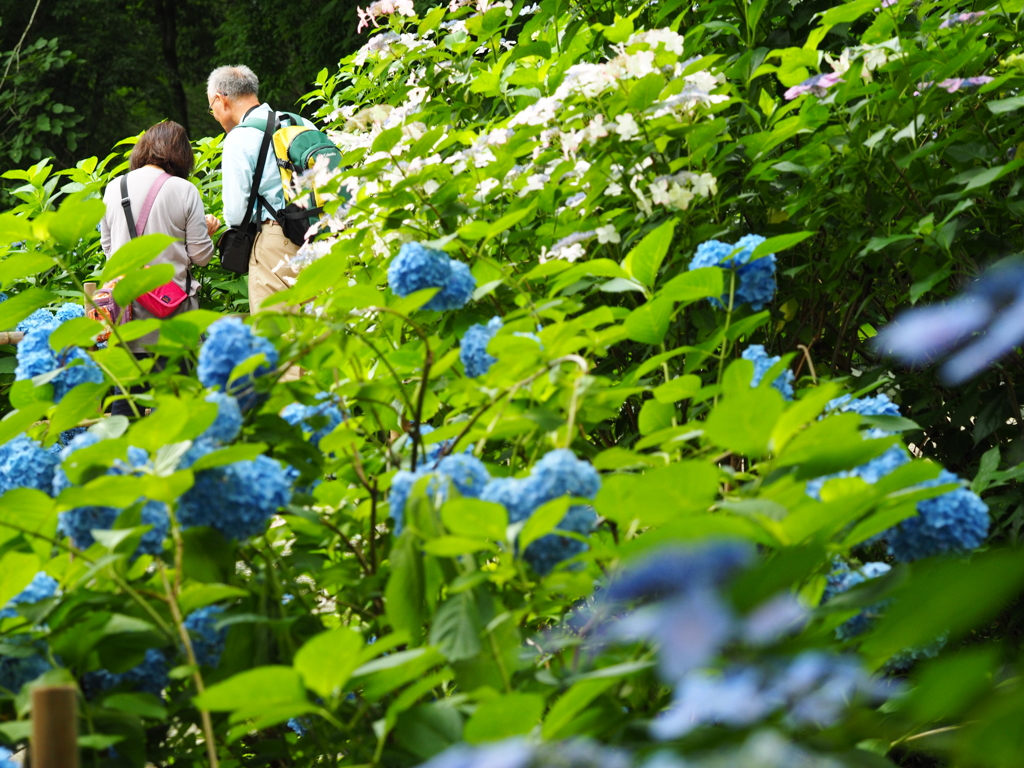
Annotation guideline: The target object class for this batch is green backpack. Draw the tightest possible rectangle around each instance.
[239,110,344,246]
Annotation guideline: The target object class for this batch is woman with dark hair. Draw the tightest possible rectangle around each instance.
[100,120,220,416]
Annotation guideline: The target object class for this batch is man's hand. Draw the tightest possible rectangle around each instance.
[205,214,221,237]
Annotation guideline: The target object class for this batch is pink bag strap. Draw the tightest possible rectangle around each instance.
[135,172,172,235]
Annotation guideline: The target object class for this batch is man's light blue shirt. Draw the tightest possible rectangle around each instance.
[221,103,315,226]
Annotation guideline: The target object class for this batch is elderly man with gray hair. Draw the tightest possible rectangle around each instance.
[207,65,315,318]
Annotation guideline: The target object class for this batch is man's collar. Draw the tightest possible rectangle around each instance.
[242,103,265,121]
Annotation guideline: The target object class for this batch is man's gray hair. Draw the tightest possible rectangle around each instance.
[208,65,259,100]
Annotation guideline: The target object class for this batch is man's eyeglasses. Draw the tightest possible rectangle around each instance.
[208,93,223,115]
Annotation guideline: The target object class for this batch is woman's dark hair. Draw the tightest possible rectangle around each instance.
[129,121,194,179]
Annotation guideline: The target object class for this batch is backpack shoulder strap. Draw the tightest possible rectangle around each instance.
[120,176,138,240]
[242,112,277,227]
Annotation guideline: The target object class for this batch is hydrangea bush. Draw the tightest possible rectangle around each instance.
[2,0,1024,765]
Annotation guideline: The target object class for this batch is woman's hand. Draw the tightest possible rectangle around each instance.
[205,214,221,237]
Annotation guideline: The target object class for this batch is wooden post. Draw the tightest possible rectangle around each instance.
[83,282,97,301]
[31,685,78,768]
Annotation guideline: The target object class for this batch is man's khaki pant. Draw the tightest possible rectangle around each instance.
[250,221,302,382]
[250,221,299,314]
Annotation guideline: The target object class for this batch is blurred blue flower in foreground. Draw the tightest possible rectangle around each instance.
[873,258,1024,385]
[461,317,502,377]
[0,746,17,768]
[201,392,244,443]
[742,345,794,399]
[417,738,629,768]
[388,242,476,312]
[689,235,776,311]
[0,572,58,619]
[0,435,58,497]
[198,317,279,410]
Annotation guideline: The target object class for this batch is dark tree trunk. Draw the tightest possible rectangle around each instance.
[154,0,188,133]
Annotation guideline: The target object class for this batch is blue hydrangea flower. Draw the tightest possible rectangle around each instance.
[55,303,86,323]
[53,435,169,555]
[0,572,59,619]
[0,435,59,497]
[429,260,476,311]
[389,455,490,533]
[197,317,279,411]
[177,455,294,540]
[827,394,901,418]
[435,454,490,497]
[82,648,168,698]
[15,323,104,403]
[523,504,596,575]
[479,476,536,522]
[418,424,457,463]
[0,292,7,303]
[281,396,343,448]
[0,747,17,768]
[200,392,243,444]
[184,605,227,668]
[16,308,56,334]
[387,242,476,312]
[886,470,989,561]
[821,561,891,640]
[287,718,309,737]
[0,644,51,693]
[521,448,601,510]
[48,427,88,456]
[805,444,911,499]
[461,317,502,378]
[741,345,794,399]
[689,234,776,311]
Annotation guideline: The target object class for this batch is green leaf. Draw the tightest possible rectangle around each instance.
[178,583,248,616]
[372,127,404,154]
[102,692,168,720]
[704,387,784,457]
[194,666,308,716]
[112,264,176,307]
[442,499,508,542]
[750,230,815,260]
[595,461,718,527]
[0,551,40,607]
[659,267,723,303]
[628,73,667,112]
[49,382,106,434]
[0,403,51,447]
[776,414,898,478]
[294,628,365,699]
[653,375,702,403]
[386,532,425,643]
[48,196,105,246]
[518,496,571,551]
[860,550,1024,668]
[0,488,56,561]
[422,537,496,556]
[100,234,177,284]
[189,443,269,471]
[0,287,56,331]
[49,317,104,350]
[987,96,1024,114]
[429,592,483,661]
[463,693,544,744]
[542,678,615,740]
[623,297,672,344]
[622,219,676,288]
[638,399,674,435]
[0,211,33,247]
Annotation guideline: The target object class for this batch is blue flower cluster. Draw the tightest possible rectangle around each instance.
[197,317,279,411]
[599,544,889,741]
[48,427,88,456]
[0,747,17,768]
[689,234,776,311]
[460,317,502,377]
[821,561,891,640]
[827,393,902,417]
[741,345,794,399]
[281,394,343,448]
[53,433,170,555]
[15,306,103,402]
[200,392,243,443]
[419,738,628,768]
[477,449,601,575]
[0,572,58,619]
[0,435,58,497]
[807,396,989,561]
[183,605,227,668]
[0,642,51,693]
[887,470,989,561]
[390,453,491,532]
[82,648,169,698]
[177,454,294,540]
[387,242,476,312]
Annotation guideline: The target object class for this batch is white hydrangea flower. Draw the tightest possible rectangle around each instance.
[692,173,718,197]
[614,113,640,140]
[475,178,500,201]
[605,181,623,196]
[596,225,621,244]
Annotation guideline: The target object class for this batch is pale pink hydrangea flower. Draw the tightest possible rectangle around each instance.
[784,72,844,100]
[939,11,986,28]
